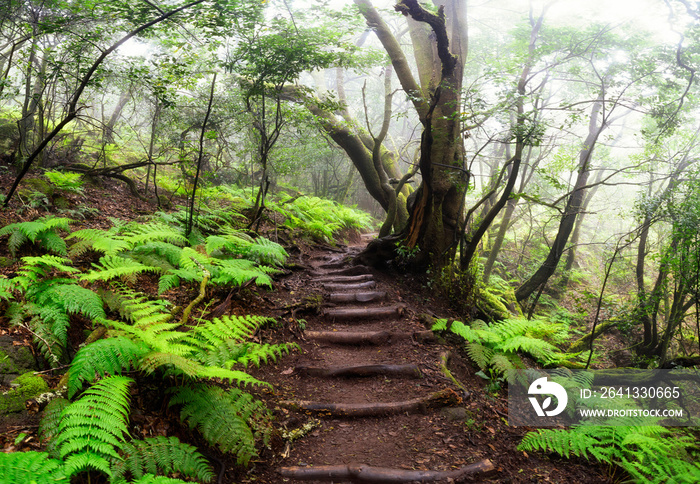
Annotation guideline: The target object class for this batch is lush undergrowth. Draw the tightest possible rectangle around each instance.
[433,315,700,483]
[0,181,376,483]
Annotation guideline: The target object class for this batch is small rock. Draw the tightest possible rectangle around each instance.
[440,406,468,422]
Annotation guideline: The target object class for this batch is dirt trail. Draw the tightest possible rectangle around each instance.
[244,240,607,484]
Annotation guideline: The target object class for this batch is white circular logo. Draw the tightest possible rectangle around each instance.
[527,377,568,417]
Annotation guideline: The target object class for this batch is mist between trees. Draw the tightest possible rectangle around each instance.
[1,0,699,368]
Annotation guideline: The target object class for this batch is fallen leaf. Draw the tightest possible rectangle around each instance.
[281,367,294,375]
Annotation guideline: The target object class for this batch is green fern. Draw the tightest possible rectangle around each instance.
[210,258,276,287]
[68,337,149,398]
[13,255,78,292]
[0,216,72,257]
[68,222,187,258]
[39,398,71,455]
[518,425,700,483]
[8,256,105,366]
[432,317,574,377]
[0,451,68,483]
[0,277,15,300]
[49,376,133,478]
[206,231,287,266]
[111,436,214,483]
[81,255,162,283]
[169,384,271,466]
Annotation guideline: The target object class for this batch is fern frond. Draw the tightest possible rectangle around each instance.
[169,384,269,465]
[35,230,68,256]
[102,285,172,325]
[211,258,273,287]
[15,255,78,289]
[499,335,560,363]
[132,241,184,267]
[491,318,533,340]
[29,305,69,365]
[34,283,105,321]
[0,277,15,301]
[140,352,268,387]
[63,451,113,478]
[68,337,149,398]
[81,255,162,282]
[465,342,494,370]
[185,314,270,349]
[67,228,130,256]
[126,222,188,247]
[518,428,598,459]
[39,398,71,456]
[236,343,298,367]
[490,353,520,374]
[112,436,214,483]
[55,376,133,463]
[0,451,68,483]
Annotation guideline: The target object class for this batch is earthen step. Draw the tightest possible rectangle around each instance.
[310,265,372,277]
[304,330,436,345]
[328,291,387,303]
[324,306,401,321]
[322,281,376,291]
[295,363,422,378]
[279,388,461,417]
[314,274,374,283]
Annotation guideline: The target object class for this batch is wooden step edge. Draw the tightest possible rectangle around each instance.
[322,281,377,291]
[277,460,496,482]
[324,306,401,320]
[309,265,372,277]
[328,291,387,303]
[278,388,461,418]
[314,274,374,283]
[304,330,436,345]
[294,363,422,379]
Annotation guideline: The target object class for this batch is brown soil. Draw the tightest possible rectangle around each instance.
[0,170,610,483]
[234,240,609,484]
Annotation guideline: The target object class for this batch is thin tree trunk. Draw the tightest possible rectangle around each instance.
[515,96,604,302]
[186,72,217,236]
[3,0,209,206]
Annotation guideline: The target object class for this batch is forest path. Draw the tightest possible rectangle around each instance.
[243,240,606,484]
[247,240,496,483]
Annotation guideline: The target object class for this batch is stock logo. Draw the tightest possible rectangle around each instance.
[528,377,568,417]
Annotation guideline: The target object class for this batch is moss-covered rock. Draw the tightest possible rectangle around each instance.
[0,372,49,415]
[0,347,18,374]
[0,338,36,373]
[476,288,511,322]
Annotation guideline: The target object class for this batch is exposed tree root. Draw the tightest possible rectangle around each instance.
[277,460,495,482]
[323,281,377,291]
[324,306,401,321]
[438,351,469,396]
[295,363,422,378]
[314,274,374,283]
[305,330,435,345]
[328,291,387,303]
[279,388,461,417]
[310,265,372,277]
